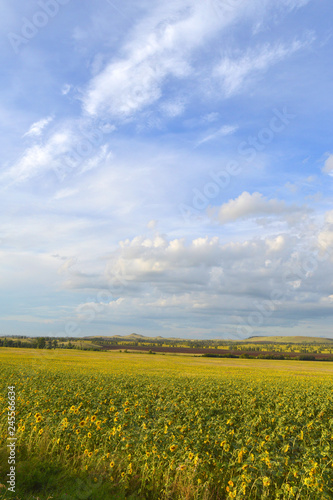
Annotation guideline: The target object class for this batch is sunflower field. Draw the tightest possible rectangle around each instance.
[0,348,333,499]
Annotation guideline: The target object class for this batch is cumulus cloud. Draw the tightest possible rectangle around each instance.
[210,191,302,224]
[61,227,333,338]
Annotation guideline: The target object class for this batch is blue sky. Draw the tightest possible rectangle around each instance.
[1,0,333,339]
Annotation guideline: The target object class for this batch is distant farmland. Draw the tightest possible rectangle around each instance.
[101,344,333,360]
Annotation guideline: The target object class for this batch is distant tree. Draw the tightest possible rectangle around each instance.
[37,337,46,349]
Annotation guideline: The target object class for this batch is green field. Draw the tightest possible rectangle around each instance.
[0,348,333,499]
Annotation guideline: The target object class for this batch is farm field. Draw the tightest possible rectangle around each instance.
[0,348,333,499]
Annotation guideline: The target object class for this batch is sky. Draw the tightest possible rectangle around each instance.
[1,0,333,340]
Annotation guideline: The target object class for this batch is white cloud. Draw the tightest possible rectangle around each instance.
[82,16,193,118]
[4,121,113,183]
[5,130,72,182]
[61,84,72,95]
[211,191,301,224]
[215,38,313,96]
[23,116,53,138]
[59,227,333,337]
[196,124,238,147]
[82,1,255,119]
[322,154,333,175]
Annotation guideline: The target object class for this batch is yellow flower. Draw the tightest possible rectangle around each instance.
[124,408,130,413]
[188,452,194,460]
[88,432,92,438]
[76,429,80,434]
[36,416,42,422]
[146,452,150,457]
[91,415,97,422]
[121,472,125,478]
[79,421,86,427]
[84,449,89,455]
[178,464,186,471]
[66,445,70,450]
[39,429,43,435]
[263,477,271,487]
[88,452,93,457]
[70,405,75,411]
[110,461,115,468]
[170,445,177,452]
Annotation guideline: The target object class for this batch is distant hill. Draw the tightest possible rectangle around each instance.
[81,334,333,344]
[83,333,184,341]
[245,336,333,344]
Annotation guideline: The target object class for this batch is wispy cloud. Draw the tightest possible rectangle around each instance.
[215,37,314,96]
[322,154,333,175]
[23,116,53,138]
[196,125,238,147]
